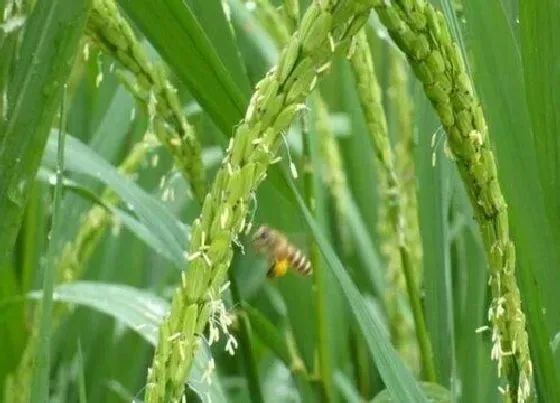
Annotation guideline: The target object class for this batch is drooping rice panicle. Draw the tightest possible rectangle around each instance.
[144,2,377,401]
[87,0,206,201]
[349,28,433,380]
[373,1,531,400]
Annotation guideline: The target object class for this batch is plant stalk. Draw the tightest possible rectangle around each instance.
[399,245,436,381]
[349,29,434,381]
[86,0,206,201]
[303,106,334,402]
[30,88,66,403]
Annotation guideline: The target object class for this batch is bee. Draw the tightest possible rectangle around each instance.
[252,225,313,278]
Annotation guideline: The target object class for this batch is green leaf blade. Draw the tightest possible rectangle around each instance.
[0,0,91,266]
[520,0,560,232]
[29,282,226,402]
[413,91,454,387]
[284,172,428,403]
[42,132,189,268]
[461,0,560,399]
[117,0,247,135]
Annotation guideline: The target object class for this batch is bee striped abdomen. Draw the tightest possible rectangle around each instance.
[253,225,313,277]
[286,245,313,276]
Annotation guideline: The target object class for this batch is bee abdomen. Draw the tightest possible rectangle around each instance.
[298,259,313,276]
[288,247,313,276]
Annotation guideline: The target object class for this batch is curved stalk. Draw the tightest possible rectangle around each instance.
[373,1,531,400]
[349,29,435,381]
[144,2,377,401]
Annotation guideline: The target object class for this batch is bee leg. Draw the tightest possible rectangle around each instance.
[266,262,276,278]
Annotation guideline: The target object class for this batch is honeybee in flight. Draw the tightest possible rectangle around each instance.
[252,225,313,278]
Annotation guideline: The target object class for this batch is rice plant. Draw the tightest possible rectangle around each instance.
[1,0,558,402]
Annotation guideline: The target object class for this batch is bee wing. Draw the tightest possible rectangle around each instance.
[280,231,310,252]
[250,228,309,255]
[288,232,311,260]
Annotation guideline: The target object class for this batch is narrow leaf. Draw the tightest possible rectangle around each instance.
[29,282,226,402]
[371,382,451,403]
[0,0,91,265]
[77,341,88,403]
[413,89,454,386]
[117,0,248,135]
[243,304,292,369]
[32,92,67,402]
[36,167,179,264]
[343,191,385,296]
[185,0,251,96]
[520,0,560,232]
[283,172,428,402]
[42,132,189,267]
[334,371,363,403]
[461,0,560,398]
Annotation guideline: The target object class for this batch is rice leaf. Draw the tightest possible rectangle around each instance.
[283,171,427,402]
[413,88,455,386]
[117,0,248,135]
[31,100,66,403]
[519,0,560,233]
[461,0,560,398]
[243,304,291,369]
[371,382,451,403]
[77,341,87,403]
[0,0,91,265]
[42,132,189,267]
[334,371,363,403]
[36,167,179,265]
[28,282,225,403]
[185,0,251,96]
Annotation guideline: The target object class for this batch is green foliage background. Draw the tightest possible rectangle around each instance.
[0,0,558,402]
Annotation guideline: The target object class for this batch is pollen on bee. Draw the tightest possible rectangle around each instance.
[273,259,289,277]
